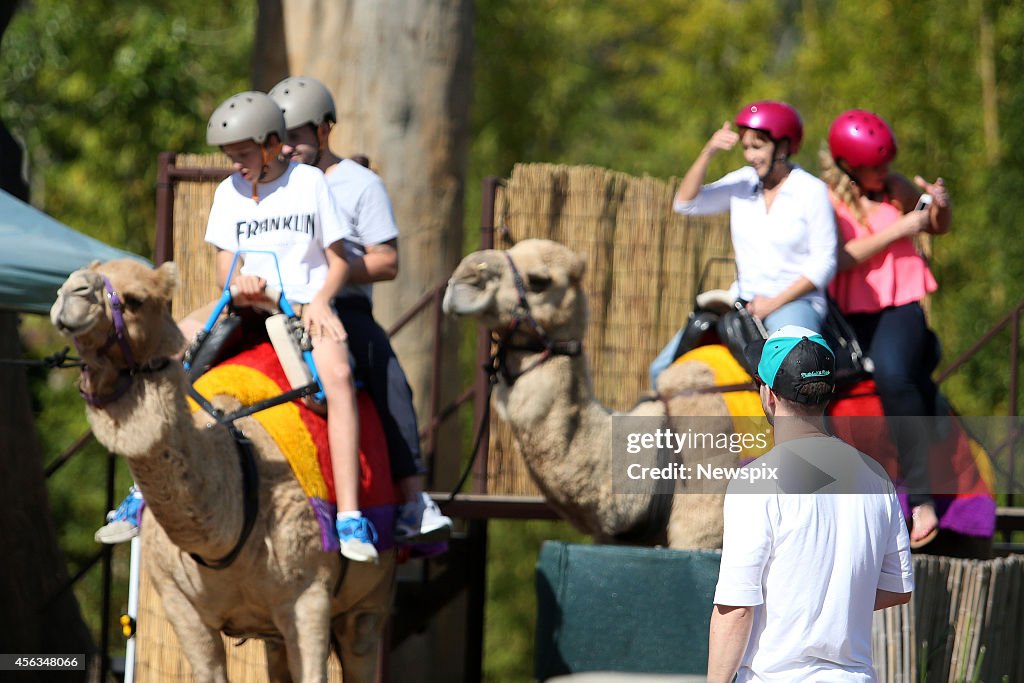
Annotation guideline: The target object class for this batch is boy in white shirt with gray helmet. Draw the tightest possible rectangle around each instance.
[96,91,380,564]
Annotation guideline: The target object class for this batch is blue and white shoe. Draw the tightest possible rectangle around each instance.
[395,492,453,544]
[336,515,379,563]
[95,487,144,544]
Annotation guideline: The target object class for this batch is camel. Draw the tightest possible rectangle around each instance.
[443,239,744,549]
[51,259,394,683]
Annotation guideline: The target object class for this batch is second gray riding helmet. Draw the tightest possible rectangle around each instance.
[269,77,336,166]
[268,76,337,131]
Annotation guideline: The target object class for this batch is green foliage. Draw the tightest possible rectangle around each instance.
[2,0,254,662]
[483,520,587,682]
[0,0,254,256]
[473,0,783,178]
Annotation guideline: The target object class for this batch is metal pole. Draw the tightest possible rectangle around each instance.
[426,287,444,487]
[123,536,141,683]
[99,451,116,682]
[154,152,176,264]
[1009,313,1020,508]
[473,178,500,494]
[464,177,501,683]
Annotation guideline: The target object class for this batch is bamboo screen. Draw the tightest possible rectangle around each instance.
[870,554,1024,682]
[168,153,231,319]
[485,163,733,495]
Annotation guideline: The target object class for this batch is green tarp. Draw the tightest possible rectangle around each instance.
[535,542,719,679]
[0,189,148,314]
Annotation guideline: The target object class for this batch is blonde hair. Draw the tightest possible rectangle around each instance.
[819,143,867,224]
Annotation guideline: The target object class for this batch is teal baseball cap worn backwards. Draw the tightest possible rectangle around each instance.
[744,325,836,404]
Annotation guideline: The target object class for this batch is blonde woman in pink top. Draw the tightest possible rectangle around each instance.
[822,109,951,547]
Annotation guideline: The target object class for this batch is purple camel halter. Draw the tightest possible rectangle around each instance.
[75,276,158,406]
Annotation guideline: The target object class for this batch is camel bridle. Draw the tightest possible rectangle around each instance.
[489,253,582,385]
[73,276,169,407]
[70,275,259,571]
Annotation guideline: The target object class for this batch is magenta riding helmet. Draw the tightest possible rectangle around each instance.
[828,109,898,168]
[735,101,804,155]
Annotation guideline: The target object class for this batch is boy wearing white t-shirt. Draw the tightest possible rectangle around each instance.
[202,91,378,563]
[708,326,914,682]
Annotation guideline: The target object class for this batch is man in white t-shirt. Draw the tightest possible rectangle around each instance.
[269,76,452,545]
[707,326,914,682]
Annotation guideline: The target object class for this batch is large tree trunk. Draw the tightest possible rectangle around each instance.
[253,0,473,436]
[254,2,474,680]
[0,5,95,680]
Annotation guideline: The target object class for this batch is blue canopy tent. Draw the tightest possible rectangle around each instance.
[0,189,149,314]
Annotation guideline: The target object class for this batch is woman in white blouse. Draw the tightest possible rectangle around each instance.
[650,101,837,386]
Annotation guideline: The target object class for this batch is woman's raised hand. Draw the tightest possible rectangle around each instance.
[704,122,741,157]
[914,175,950,209]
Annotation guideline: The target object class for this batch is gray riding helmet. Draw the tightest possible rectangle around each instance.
[206,91,287,146]
[268,76,336,130]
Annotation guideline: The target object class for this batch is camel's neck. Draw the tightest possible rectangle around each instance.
[86,365,244,559]
[495,349,655,538]
[496,351,605,435]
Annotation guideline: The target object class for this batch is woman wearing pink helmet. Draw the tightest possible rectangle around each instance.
[822,109,951,546]
[650,101,837,386]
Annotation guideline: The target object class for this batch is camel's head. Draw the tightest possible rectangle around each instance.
[443,239,588,340]
[51,259,184,399]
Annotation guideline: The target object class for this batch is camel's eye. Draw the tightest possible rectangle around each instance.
[122,294,143,311]
[526,273,552,293]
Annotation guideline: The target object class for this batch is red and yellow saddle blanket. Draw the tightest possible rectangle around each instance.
[188,341,399,551]
[675,345,997,538]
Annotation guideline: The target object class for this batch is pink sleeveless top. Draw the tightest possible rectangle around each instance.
[828,198,937,315]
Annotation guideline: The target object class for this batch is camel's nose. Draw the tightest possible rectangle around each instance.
[65,281,97,299]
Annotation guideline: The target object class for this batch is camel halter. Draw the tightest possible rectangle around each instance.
[488,253,582,385]
[73,276,260,570]
[74,276,169,407]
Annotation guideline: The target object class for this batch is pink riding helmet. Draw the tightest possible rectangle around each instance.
[828,109,898,168]
[735,101,804,155]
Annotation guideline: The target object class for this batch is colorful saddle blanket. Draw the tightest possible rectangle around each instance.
[673,345,997,538]
[189,341,398,551]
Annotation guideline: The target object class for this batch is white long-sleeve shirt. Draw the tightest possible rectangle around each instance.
[674,165,837,315]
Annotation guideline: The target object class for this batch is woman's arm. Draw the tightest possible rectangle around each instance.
[674,122,742,214]
[890,172,951,235]
[746,276,817,320]
[916,175,951,235]
[836,207,930,272]
[676,123,740,202]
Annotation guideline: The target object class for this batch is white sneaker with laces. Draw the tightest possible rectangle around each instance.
[336,515,379,564]
[94,489,144,544]
[395,492,453,543]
